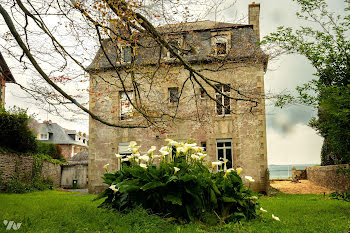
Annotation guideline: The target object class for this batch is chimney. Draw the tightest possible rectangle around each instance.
[249,2,260,42]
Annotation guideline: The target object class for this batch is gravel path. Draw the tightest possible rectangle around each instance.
[270,180,334,194]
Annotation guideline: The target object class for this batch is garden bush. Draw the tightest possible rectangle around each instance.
[37,141,60,159]
[0,107,37,153]
[97,140,261,224]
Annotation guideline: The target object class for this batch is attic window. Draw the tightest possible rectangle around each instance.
[216,42,227,55]
[167,39,180,58]
[214,35,229,55]
[40,134,48,140]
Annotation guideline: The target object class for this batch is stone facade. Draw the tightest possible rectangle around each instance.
[88,3,268,194]
[0,151,61,188]
[307,165,350,192]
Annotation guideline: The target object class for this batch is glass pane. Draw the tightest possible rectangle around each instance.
[225,141,231,147]
[169,88,179,103]
[217,142,224,147]
[216,43,226,55]
[218,149,224,160]
[215,84,221,93]
[123,47,132,62]
[224,84,230,92]
[226,149,233,169]
[201,142,206,151]
[224,96,230,114]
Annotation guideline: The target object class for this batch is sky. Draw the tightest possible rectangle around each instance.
[2,0,346,165]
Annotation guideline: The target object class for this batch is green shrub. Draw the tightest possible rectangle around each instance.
[36,141,61,159]
[0,107,37,153]
[329,191,350,202]
[5,174,32,193]
[96,140,260,224]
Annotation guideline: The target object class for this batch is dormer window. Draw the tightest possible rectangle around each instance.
[167,39,180,58]
[40,134,48,140]
[211,32,231,56]
[214,35,228,55]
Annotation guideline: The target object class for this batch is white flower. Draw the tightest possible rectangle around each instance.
[226,168,235,173]
[148,146,156,155]
[260,207,267,213]
[236,167,243,175]
[131,146,141,154]
[174,167,180,174]
[109,185,119,193]
[121,158,129,162]
[245,176,255,183]
[103,163,109,171]
[115,154,123,159]
[250,196,258,200]
[272,214,280,221]
[129,141,137,147]
[140,155,150,163]
[152,154,160,159]
[159,149,169,156]
[140,163,147,169]
[191,154,200,160]
[211,161,224,168]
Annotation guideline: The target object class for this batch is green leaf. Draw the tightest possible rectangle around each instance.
[163,194,182,205]
[210,189,217,205]
[141,181,165,191]
[222,197,237,203]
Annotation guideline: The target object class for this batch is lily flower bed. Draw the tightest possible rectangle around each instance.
[96,139,277,224]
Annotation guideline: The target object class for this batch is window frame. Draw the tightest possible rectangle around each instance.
[120,91,134,121]
[120,45,133,63]
[215,84,231,116]
[168,87,179,103]
[216,139,233,171]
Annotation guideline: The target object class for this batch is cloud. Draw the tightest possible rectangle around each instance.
[267,123,322,165]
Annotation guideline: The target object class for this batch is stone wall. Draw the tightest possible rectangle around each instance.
[61,163,88,189]
[0,151,61,188]
[307,165,350,192]
[292,167,307,180]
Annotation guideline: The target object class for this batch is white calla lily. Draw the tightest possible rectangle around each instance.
[140,163,147,169]
[272,214,280,221]
[245,176,255,183]
[236,167,243,175]
[260,207,267,213]
[109,184,119,193]
[174,167,180,174]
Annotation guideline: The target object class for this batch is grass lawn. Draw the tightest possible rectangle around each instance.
[0,190,349,233]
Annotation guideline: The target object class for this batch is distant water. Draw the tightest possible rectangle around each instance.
[268,164,318,179]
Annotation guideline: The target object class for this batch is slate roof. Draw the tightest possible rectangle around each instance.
[157,20,247,33]
[38,123,88,147]
[87,20,267,71]
[0,51,15,83]
[70,150,88,162]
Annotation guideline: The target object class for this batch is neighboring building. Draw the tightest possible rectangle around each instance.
[37,121,88,160]
[0,52,16,107]
[61,150,89,189]
[87,3,268,194]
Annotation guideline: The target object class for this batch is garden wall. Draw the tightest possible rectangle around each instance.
[61,163,88,189]
[307,164,350,192]
[0,151,61,188]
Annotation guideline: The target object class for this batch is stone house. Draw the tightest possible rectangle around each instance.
[37,121,88,160]
[87,3,268,194]
[0,51,16,107]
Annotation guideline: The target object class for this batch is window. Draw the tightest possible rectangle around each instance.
[168,87,179,103]
[201,142,207,152]
[120,91,133,120]
[215,84,230,115]
[167,39,180,58]
[40,134,48,140]
[122,46,132,62]
[216,139,233,170]
[200,88,206,99]
[214,35,228,55]
[118,142,132,169]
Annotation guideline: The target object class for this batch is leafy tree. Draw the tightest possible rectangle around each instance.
[262,0,350,164]
[0,0,266,130]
